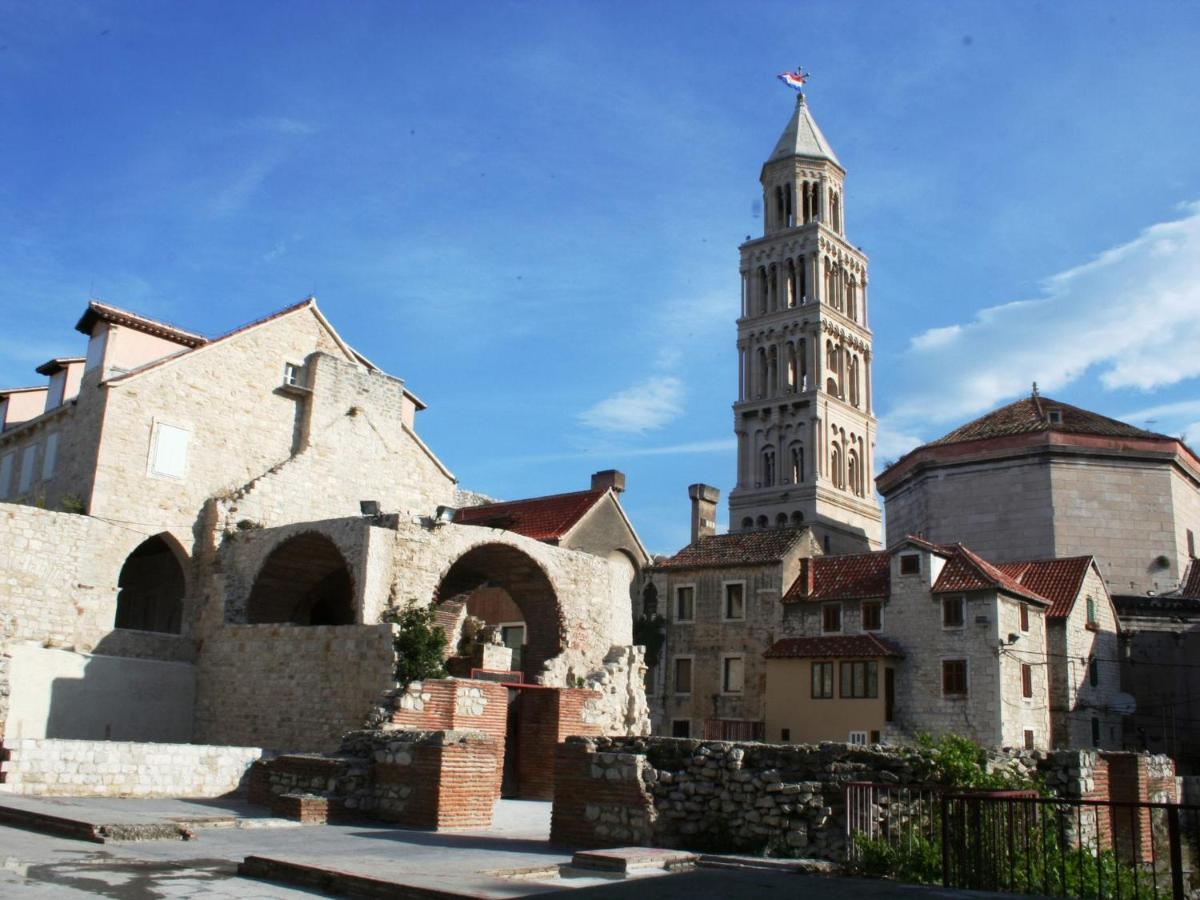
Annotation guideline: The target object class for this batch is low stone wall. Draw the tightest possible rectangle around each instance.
[247,728,500,829]
[0,738,264,797]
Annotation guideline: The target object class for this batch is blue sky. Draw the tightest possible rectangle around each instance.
[3,1,1200,554]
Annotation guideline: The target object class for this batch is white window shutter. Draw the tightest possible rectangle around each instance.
[151,424,189,479]
[42,433,59,480]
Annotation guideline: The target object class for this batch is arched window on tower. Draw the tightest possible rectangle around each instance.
[774,186,784,230]
[826,341,839,395]
[756,515,769,529]
[799,256,808,302]
[831,443,843,490]
[847,278,857,321]
[799,339,808,390]
[812,183,821,220]
[824,259,832,304]
[786,342,798,392]
[785,184,794,227]
[761,447,776,487]
[802,181,811,223]
[768,264,778,311]
[848,448,861,497]
[767,345,778,397]
[758,267,769,315]
[832,191,841,232]
[786,259,797,308]
[756,347,768,399]
[790,444,805,483]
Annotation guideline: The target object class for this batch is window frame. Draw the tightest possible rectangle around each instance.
[942,658,969,698]
[1021,663,1033,699]
[146,419,192,481]
[942,595,965,630]
[839,660,879,699]
[673,584,696,623]
[811,660,834,699]
[722,580,746,622]
[671,719,691,739]
[899,553,921,576]
[672,656,694,695]
[848,730,868,746]
[821,602,843,634]
[721,654,745,695]
[861,600,883,632]
[1019,602,1030,633]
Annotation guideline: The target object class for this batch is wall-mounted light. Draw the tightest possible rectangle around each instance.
[433,505,457,526]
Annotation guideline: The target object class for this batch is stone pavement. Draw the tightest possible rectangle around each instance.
[0,797,1008,898]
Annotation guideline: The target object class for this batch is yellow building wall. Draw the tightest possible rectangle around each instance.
[764,657,890,744]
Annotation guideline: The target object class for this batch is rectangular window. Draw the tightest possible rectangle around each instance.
[1086,596,1097,626]
[723,582,745,620]
[1088,656,1099,687]
[1021,664,1033,699]
[840,660,879,698]
[1024,729,1035,750]
[671,719,691,738]
[722,656,744,694]
[822,602,842,633]
[811,661,834,699]
[899,554,920,575]
[1019,603,1029,633]
[1091,716,1100,747]
[869,730,881,744]
[41,433,59,481]
[861,600,882,632]
[942,659,968,697]
[848,731,868,746]
[18,445,37,493]
[149,422,190,479]
[942,596,965,629]
[780,728,791,742]
[673,657,693,694]
[674,586,694,622]
[283,362,304,387]
[0,453,13,499]
[1189,529,1196,559]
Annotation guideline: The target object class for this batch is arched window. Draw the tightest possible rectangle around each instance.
[741,516,754,531]
[758,267,769,315]
[791,511,804,526]
[802,181,811,222]
[761,447,776,487]
[756,347,768,399]
[848,450,860,497]
[831,444,843,490]
[785,184,793,227]
[775,185,785,229]
[786,342,798,392]
[114,535,185,634]
[790,444,805,483]
[641,582,659,617]
[849,356,859,407]
[799,339,807,390]
[767,345,778,397]
[786,259,797,308]
[812,183,821,220]
[776,513,789,527]
[847,279,857,321]
[798,257,807,302]
[756,515,769,529]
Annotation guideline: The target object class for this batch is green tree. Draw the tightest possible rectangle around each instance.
[382,601,447,686]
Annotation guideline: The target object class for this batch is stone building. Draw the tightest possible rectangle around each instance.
[764,539,1121,751]
[877,390,1200,597]
[0,298,650,762]
[728,91,882,553]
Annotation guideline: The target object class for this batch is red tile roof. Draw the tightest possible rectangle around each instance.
[927,394,1165,447]
[932,544,1050,606]
[783,552,890,602]
[452,489,607,543]
[653,527,810,570]
[74,300,207,347]
[765,634,904,660]
[1179,561,1200,600]
[995,556,1093,619]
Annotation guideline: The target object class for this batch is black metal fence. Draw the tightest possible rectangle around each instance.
[846,782,1200,899]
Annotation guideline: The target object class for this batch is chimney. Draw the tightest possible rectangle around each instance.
[798,557,815,596]
[688,483,720,543]
[591,469,626,494]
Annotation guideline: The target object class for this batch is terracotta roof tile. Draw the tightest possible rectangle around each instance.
[928,394,1165,447]
[653,528,810,570]
[932,544,1051,606]
[783,552,890,602]
[1180,561,1200,601]
[765,634,904,660]
[452,489,606,543]
[74,300,207,347]
[995,556,1093,619]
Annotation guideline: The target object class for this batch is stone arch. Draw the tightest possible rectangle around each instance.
[114,534,186,634]
[245,532,355,625]
[433,542,564,682]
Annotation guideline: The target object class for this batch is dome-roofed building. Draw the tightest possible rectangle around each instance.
[876,388,1200,596]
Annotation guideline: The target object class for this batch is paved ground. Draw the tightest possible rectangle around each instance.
[0,797,1008,898]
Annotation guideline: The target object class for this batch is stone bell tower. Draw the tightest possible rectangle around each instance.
[727,91,882,553]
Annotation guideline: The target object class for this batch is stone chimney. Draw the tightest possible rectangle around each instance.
[591,469,626,494]
[688,483,720,543]
[797,557,816,596]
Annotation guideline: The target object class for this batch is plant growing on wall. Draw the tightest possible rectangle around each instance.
[381,600,447,686]
[632,613,666,668]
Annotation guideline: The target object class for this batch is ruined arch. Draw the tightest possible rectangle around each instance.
[114,534,186,634]
[434,543,564,682]
[245,532,355,625]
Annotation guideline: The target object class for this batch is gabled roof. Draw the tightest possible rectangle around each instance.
[995,556,1094,619]
[35,357,85,376]
[767,94,841,166]
[75,300,207,347]
[452,489,607,543]
[783,552,890,602]
[928,394,1164,447]
[765,634,903,660]
[932,544,1051,606]
[653,527,811,571]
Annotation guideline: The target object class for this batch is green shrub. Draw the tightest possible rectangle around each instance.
[381,600,447,686]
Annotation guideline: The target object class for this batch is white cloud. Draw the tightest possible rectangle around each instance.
[578,376,683,433]
[887,202,1200,430]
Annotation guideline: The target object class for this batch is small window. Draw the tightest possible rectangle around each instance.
[1021,664,1033,699]
[1091,716,1100,747]
[18,444,37,493]
[942,596,965,629]
[673,658,692,694]
[41,433,59,481]
[1019,603,1029,633]
[899,554,920,575]
[942,660,968,697]
[0,453,13,500]
[822,603,842,633]
[722,656,744,694]
[840,660,878,699]
[848,731,868,746]
[1088,656,1099,687]
[724,582,745,620]
[1086,596,1097,627]
[861,601,882,632]
[1189,529,1196,559]
[671,719,691,738]
[1047,409,1063,425]
[811,661,834,699]
[149,422,190,480]
[283,362,304,387]
[780,728,791,742]
[869,730,881,744]
[675,586,695,622]
[1024,729,1035,750]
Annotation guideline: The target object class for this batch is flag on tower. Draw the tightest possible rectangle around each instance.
[777,68,809,91]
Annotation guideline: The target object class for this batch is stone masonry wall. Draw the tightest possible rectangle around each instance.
[0,738,263,798]
[193,624,396,752]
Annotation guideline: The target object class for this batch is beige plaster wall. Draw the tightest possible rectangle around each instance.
[764,657,889,743]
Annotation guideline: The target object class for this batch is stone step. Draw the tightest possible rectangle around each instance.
[570,846,698,873]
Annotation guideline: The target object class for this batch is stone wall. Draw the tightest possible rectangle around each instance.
[0,738,263,798]
[193,624,396,752]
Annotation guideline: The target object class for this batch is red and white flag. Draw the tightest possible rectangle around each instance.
[777,69,809,91]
